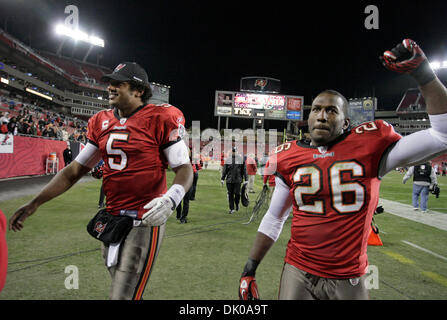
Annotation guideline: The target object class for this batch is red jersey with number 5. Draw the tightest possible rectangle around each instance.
[87,104,185,218]
[272,120,401,278]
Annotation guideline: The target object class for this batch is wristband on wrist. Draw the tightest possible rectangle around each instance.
[165,184,186,208]
[242,258,259,277]
[411,60,436,86]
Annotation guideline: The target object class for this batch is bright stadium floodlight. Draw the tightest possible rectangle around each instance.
[430,60,447,71]
[54,23,104,47]
[89,35,104,48]
[430,61,441,70]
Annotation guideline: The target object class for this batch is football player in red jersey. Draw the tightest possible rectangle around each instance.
[239,39,447,300]
[9,62,193,300]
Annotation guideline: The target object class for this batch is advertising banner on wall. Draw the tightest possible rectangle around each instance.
[0,134,13,153]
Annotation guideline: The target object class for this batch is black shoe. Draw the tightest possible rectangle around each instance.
[180,217,188,224]
[228,209,235,214]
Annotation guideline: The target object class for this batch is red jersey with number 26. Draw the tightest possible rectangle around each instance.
[87,104,185,218]
[273,120,401,278]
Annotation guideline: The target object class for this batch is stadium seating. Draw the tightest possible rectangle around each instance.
[80,65,106,82]
[40,52,109,84]
[42,54,85,79]
[396,89,426,113]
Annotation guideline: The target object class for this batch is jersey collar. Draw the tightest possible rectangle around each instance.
[113,104,146,121]
[297,130,351,150]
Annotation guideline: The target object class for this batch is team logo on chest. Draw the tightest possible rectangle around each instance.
[113,118,128,130]
[313,146,334,159]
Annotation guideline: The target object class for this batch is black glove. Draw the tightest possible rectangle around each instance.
[375,206,384,214]
[380,39,436,86]
[91,166,103,179]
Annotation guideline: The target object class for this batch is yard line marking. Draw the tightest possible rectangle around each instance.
[382,250,414,264]
[382,248,447,288]
[421,271,447,287]
[401,240,447,262]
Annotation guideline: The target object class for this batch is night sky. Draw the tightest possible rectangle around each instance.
[1,0,447,129]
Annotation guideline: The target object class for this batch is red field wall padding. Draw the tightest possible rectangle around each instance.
[0,136,67,179]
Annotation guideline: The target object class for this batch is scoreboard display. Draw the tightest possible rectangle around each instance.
[215,90,303,121]
[348,97,376,127]
[286,97,303,120]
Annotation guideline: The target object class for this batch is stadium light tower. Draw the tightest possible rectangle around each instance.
[54,23,104,60]
[55,24,104,47]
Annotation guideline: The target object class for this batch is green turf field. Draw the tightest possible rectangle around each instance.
[0,169,446,300]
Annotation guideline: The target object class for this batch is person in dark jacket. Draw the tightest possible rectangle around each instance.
[7,117,17,134]
[403,161,438,213]
[63,144,73,167]
[189,155,203,201]
[176,160,196,224]
[221,148,248,214]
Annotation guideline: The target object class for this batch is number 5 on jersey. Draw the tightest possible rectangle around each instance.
[293,161,366,215]
[106,133,129,171]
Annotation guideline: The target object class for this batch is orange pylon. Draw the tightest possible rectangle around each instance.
[367,225,383,246]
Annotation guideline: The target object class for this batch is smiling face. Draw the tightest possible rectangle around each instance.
[107,80,143,113]
[308,92,350,146]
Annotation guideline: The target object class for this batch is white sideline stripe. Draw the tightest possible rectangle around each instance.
[401,240,447,262]
[379,198,447,232]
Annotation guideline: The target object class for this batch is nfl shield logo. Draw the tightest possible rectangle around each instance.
[120,118,127,125]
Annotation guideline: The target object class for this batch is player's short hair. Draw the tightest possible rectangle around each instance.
[128,80,153,104]
[318,89,349,118]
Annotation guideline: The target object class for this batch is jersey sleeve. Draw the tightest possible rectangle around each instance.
[270,143,295,187]
[354,120,401,178]
[86,113,100,147]
[374,120,402,147]
[157,106,186,149]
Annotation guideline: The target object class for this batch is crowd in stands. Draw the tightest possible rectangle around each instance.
[396,89,427,114]
[0,94,88,143]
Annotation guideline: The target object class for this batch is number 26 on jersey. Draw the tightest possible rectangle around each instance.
[293,161,366,215]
